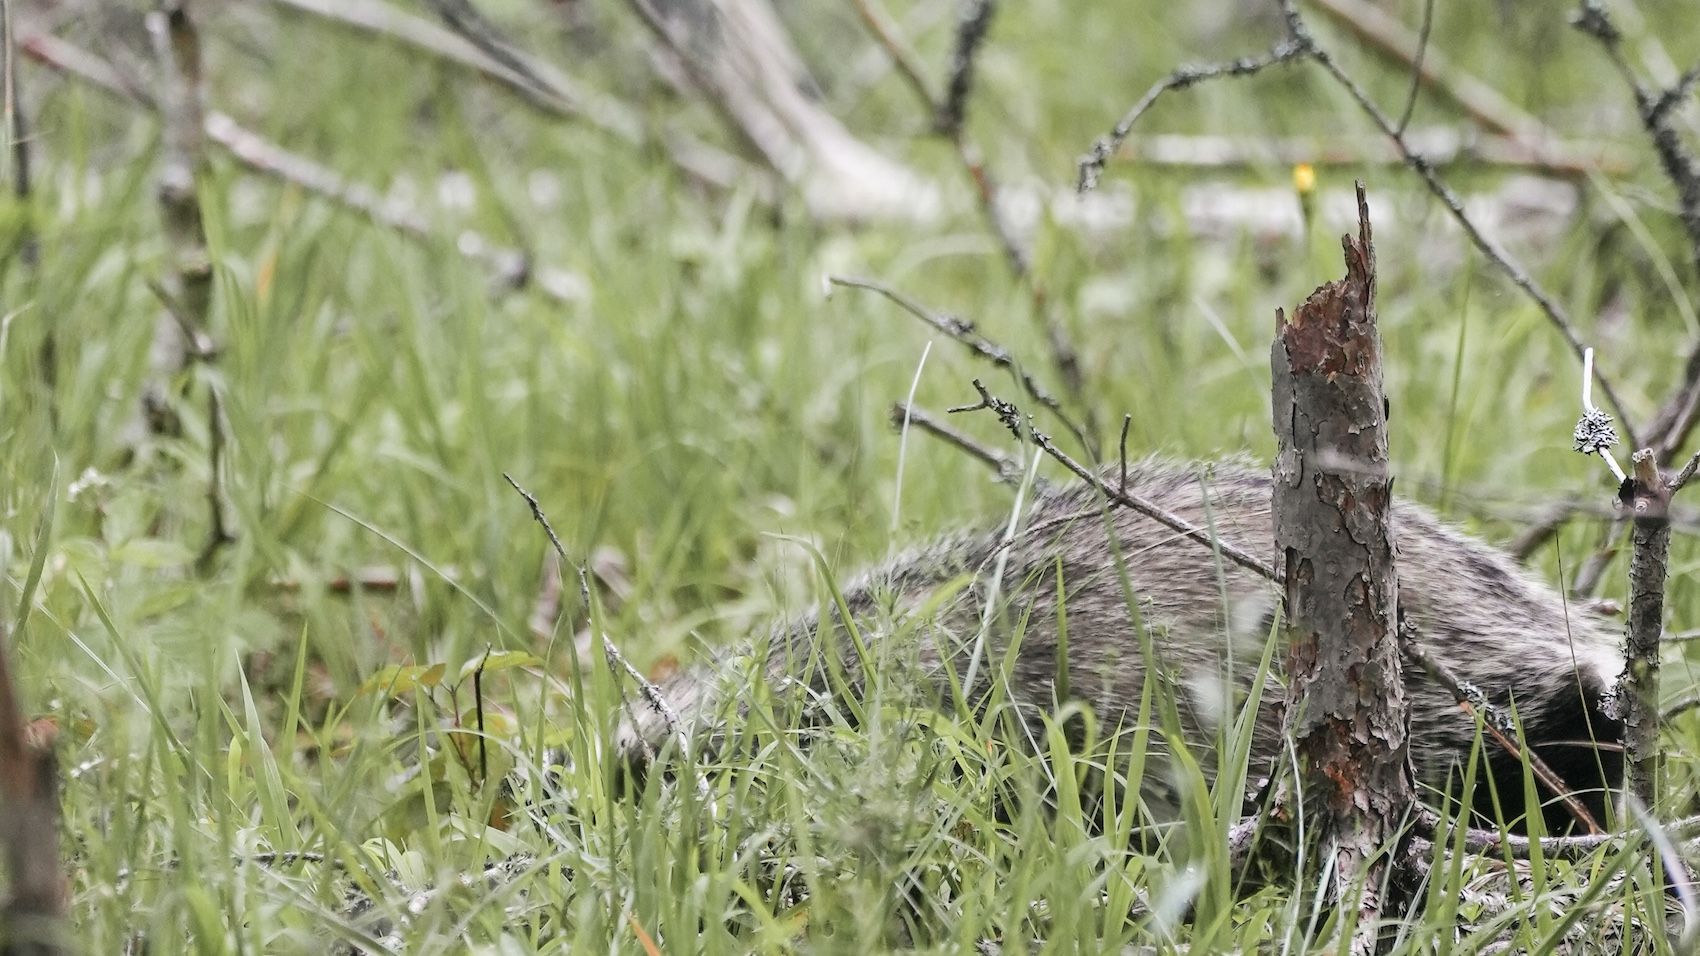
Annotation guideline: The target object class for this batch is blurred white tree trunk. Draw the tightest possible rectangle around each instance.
[630,0,938,222]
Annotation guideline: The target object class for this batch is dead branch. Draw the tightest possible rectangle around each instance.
[19,32,586,304]
[829,274,1092,453]
[889,401,1023,486]
[265,0,639,139]
[1572,1,1700,279]
[1402,636,1600,834]
[624,0,935,222]
[847,0,936,109]
[1571,2,1700,461]
[947,379,1278,580]
[936,0,993,137]
[1083,4,1642,450]
[194,386,234,572]
[1077,37,1311,193]
[848,0,1090,429]
[1276,0,1644,453]
[1390,0,1433,136]
[502,474,685,750]
[1619,450,1681,808]
[1310,0,1557,143]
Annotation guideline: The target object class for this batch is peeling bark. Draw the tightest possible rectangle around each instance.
[1271,181,1413,951]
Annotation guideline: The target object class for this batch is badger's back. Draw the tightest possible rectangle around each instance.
[631,462,1625,829]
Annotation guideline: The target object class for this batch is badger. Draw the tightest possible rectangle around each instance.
[622,461,1625,832]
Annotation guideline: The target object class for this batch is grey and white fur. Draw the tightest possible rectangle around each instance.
[623,461,1625,831]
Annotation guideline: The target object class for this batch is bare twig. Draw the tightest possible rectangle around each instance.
[829,274,1091,452]
[847,2,1090,429]
[1032,425,1276,579]
[1411,807,1700,858]
[265,0,640,140]
[1571,2,1700,461]
[1077,37,1311,193]
[1402,636,1601,834]
[1273,0,1644,452]
[1084,5,1641,448]
[1117,414,1131,494]
[195,387,234,571]
[847,0,937,109]
[1572,1,1700,280]
[17,32,137,100]
[888,402,1023,485]
[936,0,993,137]
[1666,692,1700,722]
[1391,0,1435,137]
[1310,0,1555,142]
[948,379,1279,580]
[19,33,585,303]
[502,475,685,749]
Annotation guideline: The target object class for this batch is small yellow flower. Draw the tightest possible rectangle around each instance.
[1293,162,1316,195]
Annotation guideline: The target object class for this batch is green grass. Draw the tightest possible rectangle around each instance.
[4,0,1700,951]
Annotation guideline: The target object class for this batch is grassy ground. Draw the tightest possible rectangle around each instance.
[4,0,1700,951]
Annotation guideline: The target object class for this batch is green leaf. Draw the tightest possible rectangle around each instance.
[358,662,446,697]
[458,649,541,682]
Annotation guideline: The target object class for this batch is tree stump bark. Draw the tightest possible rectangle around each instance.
[1271,181,1414,952]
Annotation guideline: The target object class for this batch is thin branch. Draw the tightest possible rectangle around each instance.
[1391,0,1435,136]
[847,0,937,109]
[1402,634,1602,834]
[1272,0,1644,452]
[1667,692,1700,722]
[1672,450,1700,492]
[950,380,1278,580]
[1085,5,1642,448]
[195,386,234,572]
[502,474,686,750]
[264,0,641,141]
[1411,807,1700,858]
[1572,3,1700,459]
[847,2,1090,429]
[19,33,586,304]
[1077,38,1311,193]
[1310,0,1555,142]
[1572,2,1700,279]
[935,0,993,137]
[829,274,1091,452]
[888,401,1023,485]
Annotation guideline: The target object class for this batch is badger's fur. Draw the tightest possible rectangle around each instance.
[626,462,1625,831]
